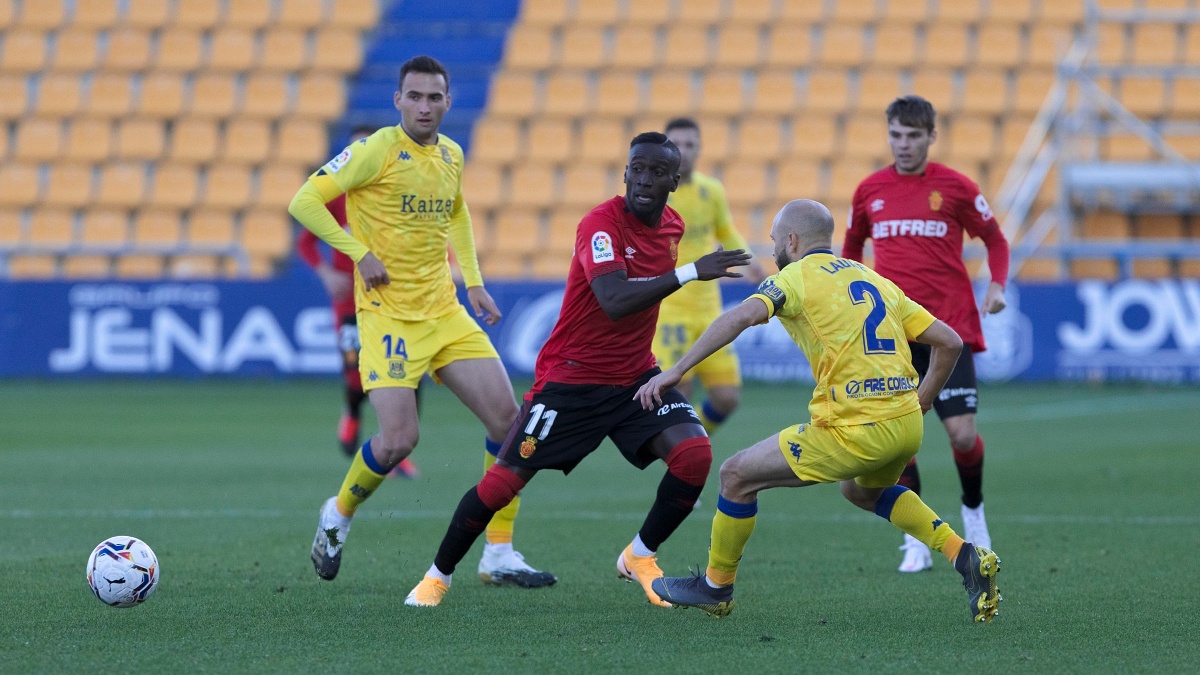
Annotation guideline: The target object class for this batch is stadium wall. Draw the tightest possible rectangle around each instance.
[1,277,1197,383]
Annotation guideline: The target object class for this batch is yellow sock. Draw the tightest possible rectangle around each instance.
[335,441,388,517]
[706,495,757,586]
[698,400,728,436]
[875,485,961,561]
[483,449,519,545]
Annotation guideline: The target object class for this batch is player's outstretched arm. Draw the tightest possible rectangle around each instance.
[590,248,749,321]
[913,320,964,413]
[636,300,767,409]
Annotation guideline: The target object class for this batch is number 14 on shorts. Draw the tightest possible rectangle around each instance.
[381,335,407,359]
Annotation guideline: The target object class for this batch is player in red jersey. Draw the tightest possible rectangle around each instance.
[296,126,418,477]
[403,132,751,607]
[842,96,1010,573]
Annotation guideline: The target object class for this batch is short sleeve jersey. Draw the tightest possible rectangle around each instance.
[659,172,748,318]
[847,162,997,351]
[749,250,937,427]
[310,126,470,322]
[532,196,686,393]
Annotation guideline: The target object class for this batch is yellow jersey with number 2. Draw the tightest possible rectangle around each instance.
[748,249,937,427]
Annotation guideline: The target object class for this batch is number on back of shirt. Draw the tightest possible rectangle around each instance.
[848,280,897,355]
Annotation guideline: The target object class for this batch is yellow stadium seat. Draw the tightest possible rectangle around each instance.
[575,0,621,26]
[765,24,812,68]
[103,28,152,72]
[751,70,798,115]
[14,119,63,161]
[946,116,996,162]
[1013,72,1054,115]
[1131,23,1179,65]
[818,25,866,67]
[80,209,130,247]
[871,24,919,67]
[170,254,221,277]
[137,73,185,118]
[1164,132,1200,159]
[1103,135,1154,161]
[207,28,256,73]
[885,0,931,22]
[595,72,641,116]
[189,74,238,118]
[508,165,556,209]
[843,114,889,161]
[543,72,591,118]
[188,210,236,245]
[116,254,165,277]
[0,164,40,207]
[156,29,205,72]
[525,120,573,163]
[647,72,694,115]
[202,164,252,209]
[1081,212,1129,240]
[1091,23,1127,66]
[0,0,13,27]
[147,164,199,209]
[220,119,272,164]
[562,164,612,206]
[1,30,47,73]
[1169,78,1200,117]
[52,28,100,72]
[34,74,83,117]
[802,72,852,114]
[728,0,775,24]
[559,26,607,70]
[999,116,1034,158]
[256,165,306,209]
[922,25,970,67]
[463,162,503,209]
[0,210,22,245]
[714,25,762,68]
[172,0,220,29]
[676,0,725,25]
[169,118,219,163]
[1183,26,1200,65]
[28,210,74,246]
[8,254,58,277]
[1039,0,1085,25]
[610,25,659,70]
[469,118,521,164]
[114,118,165,160]
[260,29,309,71]
[1069,259,1119,279]
[95,163,147,208]
[531,253,570,279]
[224,0,274,29]
[86,74,133,118]
[785,116,836,158]
[1015,258,1061,282]
[327,0,378,29]
[503,25,554,70]
[832,0,879,22]
[489,72,538,118]
[0,75,28,120]
[72,0,120,29]
[545,209,578,255]
[908,70,955,111]
[241,74,289,119]
[986,0,1034,23]
[579,119,626,162]
[662,25,710,69]
[779,0,826,22]
[1144,0,1189,8]
[1119,77,1167,118]
[721,161,770,206]
[242,209,293,258]
[961,71,1011,115]
[736,118,785,161]
[776,160,822,200]
[133,209,182,245]
[295,74,344,119]
[520,0,568,24]
[313,28,362,73]
[700,71,746,116]
[1136,214,1184,238]
[480,254,528,279]
[626,0,674,24]
[492,208,540,255]
[126,0,171,29]
[829,160,878,202]
[16,1,64,29]
[276,120,327,165]
[277,0,325,29]
[1131,258,1172,279]
[856,69,904,113]
[975,25,1023,69]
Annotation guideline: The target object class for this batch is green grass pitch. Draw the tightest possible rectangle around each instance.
[2,379,1197,672]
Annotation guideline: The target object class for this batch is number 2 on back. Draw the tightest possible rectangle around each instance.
[848,280,896,355]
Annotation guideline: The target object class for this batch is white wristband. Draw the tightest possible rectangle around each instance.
[674,262,698,285]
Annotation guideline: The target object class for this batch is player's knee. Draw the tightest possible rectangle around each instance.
[483,399,521,441]
[665,436,712,486]
[372,428,418,464]
[840,481,877,512]
[949,428,978,454]
[709,387,740,414]
[477,463,526,511]
[717,454,749,498]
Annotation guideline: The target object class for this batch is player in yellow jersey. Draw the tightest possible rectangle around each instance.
[288,56,555,589]
[656,118,766,435]
[637,200,1002,622]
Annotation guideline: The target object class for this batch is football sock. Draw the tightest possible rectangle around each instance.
[631,533,654,557]
[483,440,520,545]
[698,400,728,435]
[335,440,390,517]
[897,457,922,494]
[426,563,451,585]
[636,437,711,550]
[954,435,985,508]
[874,485,964,563]
[706,495,757,587]
[434,465,525,576]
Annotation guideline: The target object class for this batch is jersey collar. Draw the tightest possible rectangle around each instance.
[802,248,834,258]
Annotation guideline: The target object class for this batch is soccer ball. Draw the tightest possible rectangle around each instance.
[86,536,159,608]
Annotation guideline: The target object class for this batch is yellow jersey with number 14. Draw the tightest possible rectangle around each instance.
[748,249,937,427]
[308,126,480,322]
[660,172,749,317]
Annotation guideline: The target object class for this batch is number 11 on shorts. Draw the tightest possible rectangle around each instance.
[524,403,557,441]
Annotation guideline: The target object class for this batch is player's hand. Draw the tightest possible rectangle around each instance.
[467,286,503,325]
[919,397,934,415]
[315,264,352,300]
[980,281,1007,314]
[357,252,390,292]
[694,247,753,281]
[635,368,683,410]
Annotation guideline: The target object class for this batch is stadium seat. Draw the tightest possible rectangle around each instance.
[34,74,84,117]
[189,74,238,119]
[578,119,625,162]
[975,25,1023,69]
[1118,77,1167,119]
[531,253,570,278]
[491,208,540,256]
[559,26,607,70]
[728,0,776,24]
[1132,258,1173,278]
[961,71,1011,116]
[0,30,47,73]
[676,0,726,25]
[594,72,641,116]
[662,26,711,69]
[133,209,182,245]
[544,209,578,256]
[201,165,252,209]
[172,0,221,29]
[0,74,28,120]
[507,165,556,208]
[562,164,614,206]
[168,118,219,163]
[1132,23,1180,65]
[480,254,528,278]
[14,119,64,161]
[575,0,622,26]
[842,114,888,160]
[116,254,166,277]
[208,28,257,73]
[870,24,919,67]
[503,25,555,70]
[818,25,866,67]
[764,24,812,67]
[1015,258,1061,281]
[224,0,274,29]
[488,72,539,118]
[721,160,770,206]
[856,70,904,113]
[714,25,763,68]
[999,115,1035,158]
[275,120,327,165]
[1081,212,1129,239]
[27,210,74,246]
[921,25,970,68]
[695,115,732,158]
[8,254,58,277]
[1039,0,1085,25]
[260,29,309,71]
[86,74,133,118]
[53,28,100,72]
[146,164,199,209]
[463,162,503,209]
[1013,72,1054,115]
[750,70,798,115]
[779,0,827,22]
[327,0,378,29]
[736,117,785,160]
[626,0,675,24]
[72,0,120,29]
[833,0,880,22]
[95,163,148,208]
[646,72,695,115]
[784,116,836,158]
[829,160,878,202]
[1136,214,1184,238]
[295,74,344,119]
[609,25,659,70]
[155,28,204,72]
[469,118,521,164]
[525,119,573,163]
[909,70,956,111]
[775,160,822,200]
[241,75,289,119]
[1184,26,1200,66]
[885,0,931,22]
[1163,132,1200,160]
[188,210,236,246]
[1092,23,1127,65]
[313,29,363,73]
[933,0,982,23]
[114,118,166,160]
[543,72,591,117]
[1169,78,1200,117]
[17,1,65,29]
[136,74,186,118]
[79,209,130,248]
[241,209,293,258]
[169,254,221,277]
[103,28,152,72]
[1069,258,1119,279]
[220,120,272,164]
[125,0,172,29]
[0,164,40,207]
[0,209,21,245]
[519,0,568,26]
[946,117,997,162]
[700,71,746,115]
[802,72,852,114]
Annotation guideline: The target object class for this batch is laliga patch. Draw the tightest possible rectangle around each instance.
[324,147,352,173]
[591,231,614,263]
[974,194,995,221]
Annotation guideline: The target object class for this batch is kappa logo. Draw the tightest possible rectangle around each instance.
[367,371,379,382]
[398,150,412,161]
[323,147,352,173]
[591,231,614,263]
[519,435,538,458]
[787,441,803,461]
[871,198,885,212]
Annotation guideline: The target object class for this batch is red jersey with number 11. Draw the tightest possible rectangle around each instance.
[532,196,685,394]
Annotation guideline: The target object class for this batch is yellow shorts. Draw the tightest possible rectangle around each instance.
[653,319,742,389]
[356,306,499,391]
[777,409,924,488]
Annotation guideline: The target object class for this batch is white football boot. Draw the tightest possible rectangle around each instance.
[961,502,992,550]
[477,543,557,588]
[310,496,351,580]
[898,533,933,573]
